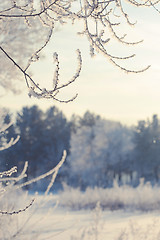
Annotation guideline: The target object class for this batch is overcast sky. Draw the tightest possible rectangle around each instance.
[1,5,160,126]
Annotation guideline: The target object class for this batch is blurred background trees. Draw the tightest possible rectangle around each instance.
[1,106,160,191]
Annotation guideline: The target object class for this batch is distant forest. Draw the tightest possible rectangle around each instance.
[1,105,160,191]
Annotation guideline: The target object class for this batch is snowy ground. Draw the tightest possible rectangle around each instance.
[6,199,160,240]
[28,208,160,240]
[1,187,160,240]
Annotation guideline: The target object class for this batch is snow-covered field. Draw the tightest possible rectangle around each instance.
[6,205,160,240]
[36,209,160,240]
[1,191,160,240]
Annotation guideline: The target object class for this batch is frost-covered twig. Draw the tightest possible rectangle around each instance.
[0,166,17,178]
[0,110,20,151]
[0,199,35,215]
[17,150,66,189]
[0,45,82,102]
[0,135,20,151]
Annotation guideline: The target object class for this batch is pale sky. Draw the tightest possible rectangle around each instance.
[1,5,160,126]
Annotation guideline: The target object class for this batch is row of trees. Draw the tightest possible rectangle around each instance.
[67,113,160,188]
[1,106,160,190]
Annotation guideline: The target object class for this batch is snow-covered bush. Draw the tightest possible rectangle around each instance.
[58,180,160,211]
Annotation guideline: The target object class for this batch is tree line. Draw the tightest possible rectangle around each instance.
[1,106,160,191]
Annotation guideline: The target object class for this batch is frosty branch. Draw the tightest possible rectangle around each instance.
[0,115,20,151]
[1,0,160,98]
[0,46,82,102]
